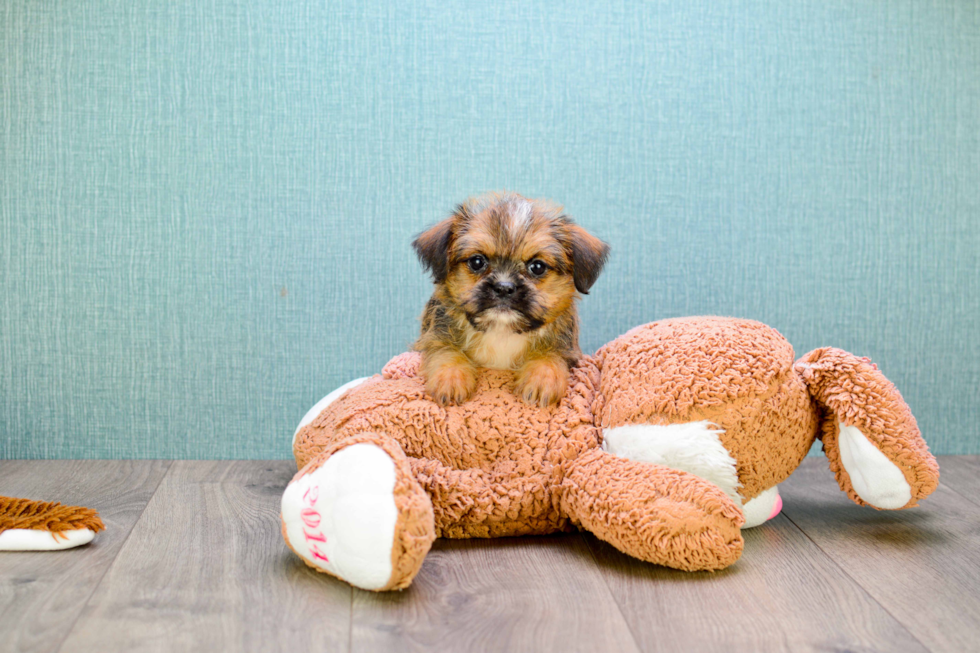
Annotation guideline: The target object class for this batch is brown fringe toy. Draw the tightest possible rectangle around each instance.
[0,496,105,550]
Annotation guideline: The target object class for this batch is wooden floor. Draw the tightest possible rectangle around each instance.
[1,457,978,653]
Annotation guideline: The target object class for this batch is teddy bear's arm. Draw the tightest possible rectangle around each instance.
[559,449,745,571]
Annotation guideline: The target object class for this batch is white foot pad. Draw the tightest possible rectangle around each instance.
[0,528,95,551]
[281,443,398,590]
[741,486,782,529]
[837,422,912,509]
[602,421,742,504]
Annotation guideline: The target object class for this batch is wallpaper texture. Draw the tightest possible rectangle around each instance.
[2,1,978,458]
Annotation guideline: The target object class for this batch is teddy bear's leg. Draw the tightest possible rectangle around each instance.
[600,421,783,529]
[796,348,940,510]
[560,449,745,571]
[280,431,435,591]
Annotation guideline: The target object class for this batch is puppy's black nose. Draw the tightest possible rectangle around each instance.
[492,280,516,297]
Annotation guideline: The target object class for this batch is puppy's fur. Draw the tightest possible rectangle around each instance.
[413,192,609,407]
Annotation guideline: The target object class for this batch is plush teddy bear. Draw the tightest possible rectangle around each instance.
[281,316,939,591]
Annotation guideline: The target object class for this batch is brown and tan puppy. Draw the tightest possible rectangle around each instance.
[412,192,609,407]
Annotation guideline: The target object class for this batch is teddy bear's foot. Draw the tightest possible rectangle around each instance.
[835,422,912,509]
[797,348,939,509]
[741,486,782,528]
[281,434,435,591]
[562,449,745,571]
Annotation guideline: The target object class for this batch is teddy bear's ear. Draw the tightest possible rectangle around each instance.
[412,216,457,283]
[566,223,610,294]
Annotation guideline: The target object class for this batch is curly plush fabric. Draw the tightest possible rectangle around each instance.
[284,431,435,590]
[795,348,940,508]
[285,316,939,590]
[594,317,818,502]
[560,450,745,571]
[294,353,602,539]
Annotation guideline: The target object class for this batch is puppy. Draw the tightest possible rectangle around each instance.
[413,192,609,407]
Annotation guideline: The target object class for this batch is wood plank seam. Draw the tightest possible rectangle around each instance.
[347,585,354,653]
[936,478,978,507]
[53,461,355,652]
[778,510,932,652]
[577,533,645,651]
[51,460,174,653]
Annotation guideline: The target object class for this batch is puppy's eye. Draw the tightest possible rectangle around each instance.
[467,255,487,273]
[527,259,548,277]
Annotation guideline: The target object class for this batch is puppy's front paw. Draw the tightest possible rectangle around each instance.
[426,362,477,406]
[515,358,568,407]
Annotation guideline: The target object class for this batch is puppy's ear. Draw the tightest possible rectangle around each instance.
[566,224,610,294]
[413,216,456,283]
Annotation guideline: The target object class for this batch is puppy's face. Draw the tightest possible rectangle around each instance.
[414,193,609,333]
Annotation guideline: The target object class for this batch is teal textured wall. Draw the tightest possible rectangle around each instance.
[2,1,978,459]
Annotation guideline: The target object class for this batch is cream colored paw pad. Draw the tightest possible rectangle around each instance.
[281,443,398,590]
[741,485,782,529]
[837,422,912,509]
[0,528,95,551]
